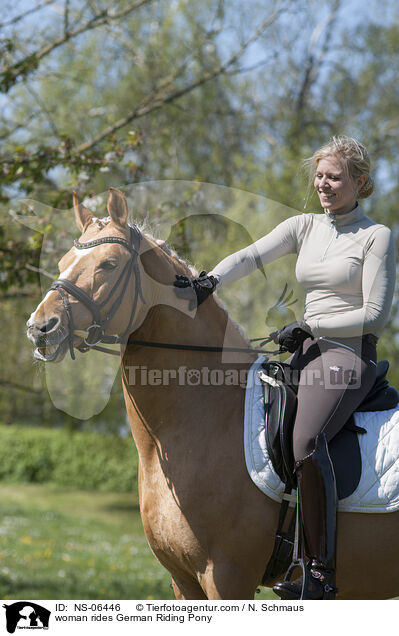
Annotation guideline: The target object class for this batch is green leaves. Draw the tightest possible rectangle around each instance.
[0,53,40,93]
[0,424,139,492]
[0,225,41,291]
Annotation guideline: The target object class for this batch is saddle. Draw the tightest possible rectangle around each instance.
[260,358,399,497]
[260,358,399,584]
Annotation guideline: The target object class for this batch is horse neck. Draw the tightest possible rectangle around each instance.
[121,235,255,446]
[131,234,253,358]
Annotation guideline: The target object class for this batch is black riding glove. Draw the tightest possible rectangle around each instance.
[271,320,314,353]
[173,271,218,310]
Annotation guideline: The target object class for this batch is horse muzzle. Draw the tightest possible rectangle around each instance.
[26,317,69,363]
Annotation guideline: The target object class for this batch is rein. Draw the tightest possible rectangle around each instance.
[47,225,283,359]
[72,331,282,357]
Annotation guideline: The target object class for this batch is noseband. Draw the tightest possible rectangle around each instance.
[50,224,145,359]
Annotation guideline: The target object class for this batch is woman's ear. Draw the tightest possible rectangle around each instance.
[356,174,367,193]
[107,187,128,228]
[73,191,93,231]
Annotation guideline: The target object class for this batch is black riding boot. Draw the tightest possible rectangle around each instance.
[273,433,338,600]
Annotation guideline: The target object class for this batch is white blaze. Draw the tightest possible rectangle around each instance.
[28,247,95,326]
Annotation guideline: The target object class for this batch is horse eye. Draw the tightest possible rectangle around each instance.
[99,260,118,270]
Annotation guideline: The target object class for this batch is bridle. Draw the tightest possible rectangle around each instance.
[49,224,145,360]
[47,223,282,359]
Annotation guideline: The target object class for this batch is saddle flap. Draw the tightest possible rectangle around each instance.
[328,417,362,499]
[260,363,297,489]
[259,361,362,500]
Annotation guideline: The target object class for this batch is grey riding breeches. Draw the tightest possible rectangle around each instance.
[288,336,377,463]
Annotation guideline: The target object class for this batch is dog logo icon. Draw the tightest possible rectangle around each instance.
[3,602,51,633]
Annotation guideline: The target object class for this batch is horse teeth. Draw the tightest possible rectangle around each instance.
[34,343,59,361]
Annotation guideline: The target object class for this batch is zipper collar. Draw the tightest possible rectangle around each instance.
[324,204,365,227]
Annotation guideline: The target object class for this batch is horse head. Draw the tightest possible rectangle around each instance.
[26,188,150,363]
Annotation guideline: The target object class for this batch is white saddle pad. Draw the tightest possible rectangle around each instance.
[244,356,399,513]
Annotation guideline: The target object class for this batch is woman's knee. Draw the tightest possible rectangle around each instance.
[293,432,317,463]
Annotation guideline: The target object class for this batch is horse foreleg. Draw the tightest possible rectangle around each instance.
[200,558,259,600]
[171,576,208,600]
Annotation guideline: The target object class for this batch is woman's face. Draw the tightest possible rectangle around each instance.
[314,155,366,215]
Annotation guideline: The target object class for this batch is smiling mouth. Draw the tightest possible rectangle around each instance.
[319,192,335,199]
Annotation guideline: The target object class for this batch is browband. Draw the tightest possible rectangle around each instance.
[74,234,134,251]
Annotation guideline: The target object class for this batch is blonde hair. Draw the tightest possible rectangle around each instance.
[305,135,374,199]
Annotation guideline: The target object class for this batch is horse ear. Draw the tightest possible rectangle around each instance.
[107,187,128,228]
[73,191,93,231]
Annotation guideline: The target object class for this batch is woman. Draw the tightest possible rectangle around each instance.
[174,136,396,599]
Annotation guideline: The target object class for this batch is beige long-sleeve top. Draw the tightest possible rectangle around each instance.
[209,206,396,338]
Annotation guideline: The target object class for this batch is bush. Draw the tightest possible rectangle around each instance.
[0,425,139,492]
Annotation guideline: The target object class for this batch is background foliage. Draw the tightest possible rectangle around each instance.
[1,0,399,427]
[0,424,139,491]
[1,0,398,603]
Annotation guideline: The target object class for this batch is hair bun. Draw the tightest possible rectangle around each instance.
[358,175,374,199]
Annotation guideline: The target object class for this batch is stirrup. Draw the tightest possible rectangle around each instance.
[277,558,310,600]
[274,563,338,600]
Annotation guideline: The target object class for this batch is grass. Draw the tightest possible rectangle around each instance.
[0,483,276,600]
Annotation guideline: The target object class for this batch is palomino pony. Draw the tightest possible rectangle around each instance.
[27,188,399,599]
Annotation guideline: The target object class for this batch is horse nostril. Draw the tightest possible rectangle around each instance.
[38,316,60,333]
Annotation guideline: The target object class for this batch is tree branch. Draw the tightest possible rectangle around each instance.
[64,0,70,36]
[0,0,56,29]
[0,291,37,299]
[0,0,155,92]
[295,0,342,113]
[0,112,37,139]
[24,83,60,139]
[0,379,41,394]
[75,6,286,153]
[224,52,278,77]
[25,263,56,280]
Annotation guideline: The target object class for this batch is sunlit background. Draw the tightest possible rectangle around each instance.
[0,0,398,600]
